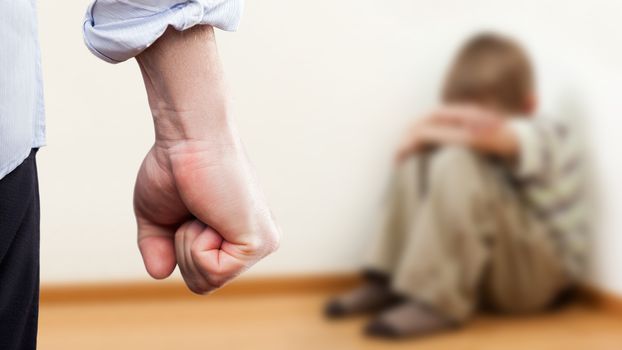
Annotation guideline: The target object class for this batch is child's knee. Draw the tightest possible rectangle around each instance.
[425,146,509,222]
[395,155,421,180]
[428,146,482,184]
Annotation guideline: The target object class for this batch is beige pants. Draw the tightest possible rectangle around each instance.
[366,146,569,322]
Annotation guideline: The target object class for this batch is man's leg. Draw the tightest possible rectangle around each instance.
[0,149,40,350]
[326,156,428,317]
[367,146,567,337]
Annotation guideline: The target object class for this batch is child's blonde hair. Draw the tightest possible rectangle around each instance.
[442,33,534,114]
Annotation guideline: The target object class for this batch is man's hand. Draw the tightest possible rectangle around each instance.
[133,26,279,294]
[395,104,520,163]
[134,138,279,294]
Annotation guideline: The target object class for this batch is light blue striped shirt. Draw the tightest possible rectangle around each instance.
[0,0,243,179]
[0,0,45,179]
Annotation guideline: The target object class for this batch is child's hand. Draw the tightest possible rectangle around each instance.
[395,105,480,163]
[394,118,469,163]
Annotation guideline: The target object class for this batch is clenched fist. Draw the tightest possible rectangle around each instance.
[133,26,280,293]
[135,139,279,293]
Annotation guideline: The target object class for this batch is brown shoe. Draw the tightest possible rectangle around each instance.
[364,300,457,338]
[325,272,402,318]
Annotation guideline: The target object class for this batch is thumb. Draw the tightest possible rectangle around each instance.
[137,221,177,279]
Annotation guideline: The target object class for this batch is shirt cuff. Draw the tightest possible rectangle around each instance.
[83,0,244,64]
[507,118,542,179]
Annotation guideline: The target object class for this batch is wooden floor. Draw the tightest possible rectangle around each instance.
[39,291,622,350]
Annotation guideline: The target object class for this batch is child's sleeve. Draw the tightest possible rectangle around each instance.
[507,117,577,183]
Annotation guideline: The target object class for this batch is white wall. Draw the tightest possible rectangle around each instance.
[38,0,622,294]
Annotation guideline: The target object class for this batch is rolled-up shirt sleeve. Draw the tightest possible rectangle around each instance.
[83,0,244,63]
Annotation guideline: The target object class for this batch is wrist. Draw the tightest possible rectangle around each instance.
[135,25,233,145]
[150,106,235,144]
[139,54,233,144]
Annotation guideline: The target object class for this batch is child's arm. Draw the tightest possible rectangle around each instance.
[395,105,520,163]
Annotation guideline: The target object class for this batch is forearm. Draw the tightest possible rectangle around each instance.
[136,25,235,146]
[422,105,519,158]
[396,120,520,163]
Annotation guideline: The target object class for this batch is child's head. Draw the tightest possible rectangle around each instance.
[442,32,536,115]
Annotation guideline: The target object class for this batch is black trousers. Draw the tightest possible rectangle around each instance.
[0,149,40,350]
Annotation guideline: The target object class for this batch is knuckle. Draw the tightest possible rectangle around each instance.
[264,222,282,253]
[188,284,208,295]
[243,236,264,255]
[242,228,280,257]
[208,275,228,289]
[265,230,280,254]
[187,278,217,295]
[186,279,207,295]
[189,244,203,260]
